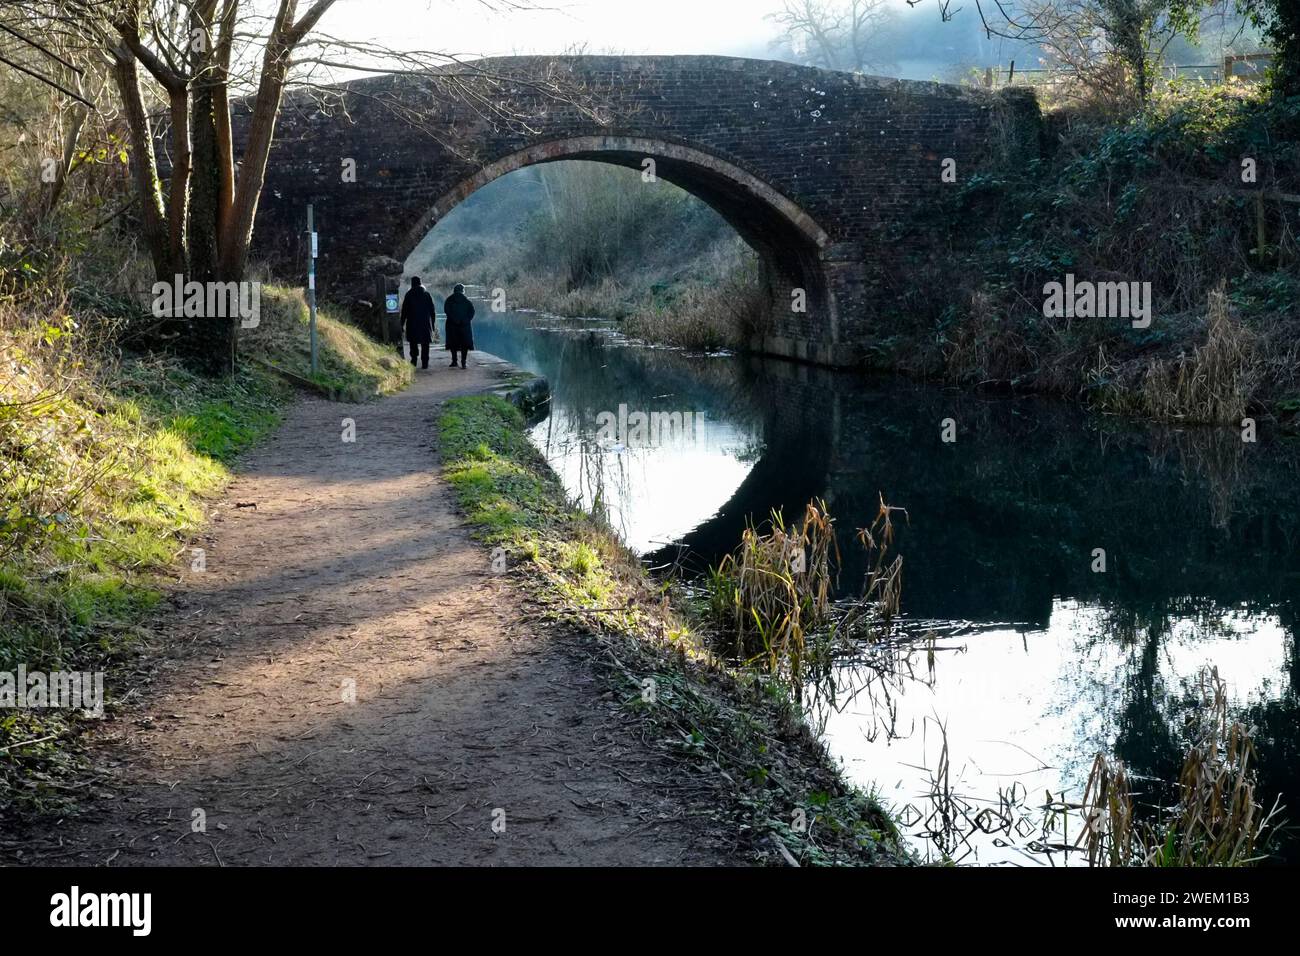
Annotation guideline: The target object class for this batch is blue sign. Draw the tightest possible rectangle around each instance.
[385,293,399,313]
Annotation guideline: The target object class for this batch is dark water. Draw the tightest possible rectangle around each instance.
[472,307,1300,866]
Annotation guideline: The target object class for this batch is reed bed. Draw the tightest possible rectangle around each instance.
[706,500,838,683]
[1137,287,1260,424]
[705,496,906,686]
[1077,667,1283,866]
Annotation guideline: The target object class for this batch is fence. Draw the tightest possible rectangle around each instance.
[981,52,1274,89]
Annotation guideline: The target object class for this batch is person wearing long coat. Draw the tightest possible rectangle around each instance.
[443,284,475,369]
[401,276,437,369]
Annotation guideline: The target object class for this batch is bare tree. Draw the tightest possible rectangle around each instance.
[768,0,895,73]
[0,2,103,220]
[911,0,1232,107]
[95,1,337,285]
[3,1,600,372]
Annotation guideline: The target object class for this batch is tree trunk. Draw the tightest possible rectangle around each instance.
[190,88,221,283]
[166,89,192,274]
[111,51,171,278]
[190,79,237,374]
[188,0,221,284]
[218,36,292,281]
[175,0,241,374]
[215,0,240,241]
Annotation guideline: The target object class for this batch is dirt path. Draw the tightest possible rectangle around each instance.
[12,354,734,866]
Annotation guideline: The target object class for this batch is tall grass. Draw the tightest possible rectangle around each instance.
[707,500,839,682]
[1078,667,1284,866]
[1134,287,1260,423]
[621,252,768,351]
[705,497,906,686]
[846,496,907,627]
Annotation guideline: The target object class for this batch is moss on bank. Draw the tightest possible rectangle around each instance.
[438,393,912,866]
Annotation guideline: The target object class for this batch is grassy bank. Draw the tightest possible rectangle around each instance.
[885,84,1300,426]
[246,286,411,401]
[437,393,911,866]
[0,280,409,815]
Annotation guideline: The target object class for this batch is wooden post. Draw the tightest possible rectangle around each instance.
[375,275,388,343]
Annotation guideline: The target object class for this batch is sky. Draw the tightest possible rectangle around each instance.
[312,0,1259,85]
[322,0,908,61]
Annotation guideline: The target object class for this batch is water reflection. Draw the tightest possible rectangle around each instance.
[472,313,766,553]
[471,308,1300,865]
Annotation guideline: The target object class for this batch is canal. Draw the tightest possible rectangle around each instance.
[464,305,1300,865]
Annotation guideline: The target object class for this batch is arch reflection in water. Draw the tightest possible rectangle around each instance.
[472,312,765,554]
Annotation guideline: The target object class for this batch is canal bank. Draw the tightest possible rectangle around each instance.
[437,364,914,866]
[10,353,904,866]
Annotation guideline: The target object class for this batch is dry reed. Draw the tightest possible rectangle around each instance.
[1078,666,1283,866]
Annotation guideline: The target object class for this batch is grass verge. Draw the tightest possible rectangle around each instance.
[438,393,912,866]
[1,283,411,817]
[1,343,287,813]
[244,285,412,401]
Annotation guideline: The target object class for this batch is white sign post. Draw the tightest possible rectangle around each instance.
[307,205,318,375]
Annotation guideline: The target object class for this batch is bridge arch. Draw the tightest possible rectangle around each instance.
[396,135,835,330]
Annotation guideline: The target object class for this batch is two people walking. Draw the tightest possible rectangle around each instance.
[400,277,475,370]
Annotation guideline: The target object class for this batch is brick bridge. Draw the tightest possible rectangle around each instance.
[245,55,1040,367]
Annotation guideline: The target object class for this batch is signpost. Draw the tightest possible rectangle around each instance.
[307,204,318,375]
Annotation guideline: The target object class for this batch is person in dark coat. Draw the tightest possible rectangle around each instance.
[443,283,475,369]
[401,276,437,369]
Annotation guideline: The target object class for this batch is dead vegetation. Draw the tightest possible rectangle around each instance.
[1078,667,1284,866]
[705,500,839,682]
[1082,285,1265,423]
[888,84,1300,424]
[1134,288,1260,423]
[703,497,906,688]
